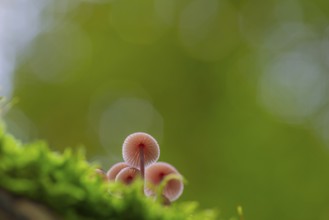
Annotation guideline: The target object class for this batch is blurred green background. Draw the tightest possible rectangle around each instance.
[2,0,329,219]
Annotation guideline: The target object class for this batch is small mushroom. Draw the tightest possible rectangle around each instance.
[95,168,107,181]
[106,162,129,181]
[122,132,160,178]
[115,167,141,185]
[144,162,184,202]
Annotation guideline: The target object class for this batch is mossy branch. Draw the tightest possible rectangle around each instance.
[0,123,218,220]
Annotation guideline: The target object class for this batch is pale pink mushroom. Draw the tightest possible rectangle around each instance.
[106,162,129,181]
[115,167,141,185]
[144,162,184,202]
[95,168,107,181]
[122,132,160,178]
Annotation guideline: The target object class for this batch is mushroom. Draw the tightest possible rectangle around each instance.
[144,162,184,202]
[115,167,141,185]
[106,162,129,181]
[122,132,160,178]
[95,168,107,181]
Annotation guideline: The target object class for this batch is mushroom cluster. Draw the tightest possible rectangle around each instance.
[102,132,184,203]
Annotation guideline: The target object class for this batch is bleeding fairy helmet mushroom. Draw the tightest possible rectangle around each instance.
[107,162,129,181]
[95,168,107,181]
[144,162,184,202]
[115,167,141,185]
[122,132,160,178]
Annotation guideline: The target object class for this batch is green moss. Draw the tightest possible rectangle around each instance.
[0,123,218,220]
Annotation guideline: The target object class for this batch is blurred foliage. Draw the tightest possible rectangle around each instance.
[3,0,329,220]
[0,122,218,220]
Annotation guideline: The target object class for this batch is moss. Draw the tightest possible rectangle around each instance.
[0,123,218,220]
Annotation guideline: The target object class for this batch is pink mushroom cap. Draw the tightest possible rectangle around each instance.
[144,162,184,202]
[95,168,107,181]
[106,162,129,181]
[122,132,160,168]
[115,167,141,185]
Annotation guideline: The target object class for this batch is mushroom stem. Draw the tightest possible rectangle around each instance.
[140,147,145,179]
[161,195,171,206]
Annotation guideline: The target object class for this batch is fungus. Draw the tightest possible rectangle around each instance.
[95,168,107,181]
[122,132,160,178]
[144,162,184,202]
[115,167,141,185]
[106,162,129,181]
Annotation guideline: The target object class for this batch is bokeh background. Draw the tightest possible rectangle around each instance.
[2,0,329,219]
